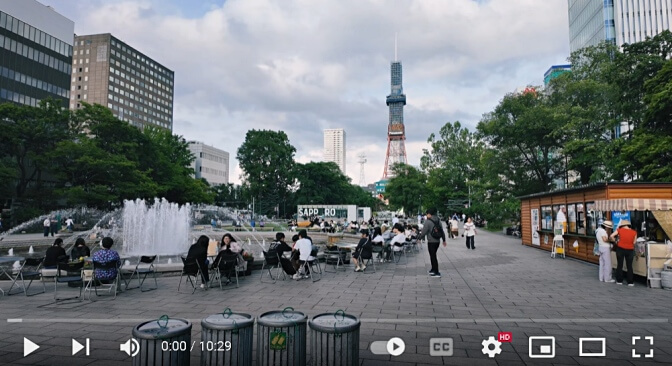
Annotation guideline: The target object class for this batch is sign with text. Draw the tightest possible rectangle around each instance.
[389,124,405,135]
[298,207,348,218]
[531,209,540,246]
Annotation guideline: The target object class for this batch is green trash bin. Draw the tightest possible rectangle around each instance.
[309,311,360,366]
[257,307,307,366]
[201,309,254,366]
[132,315,191,366]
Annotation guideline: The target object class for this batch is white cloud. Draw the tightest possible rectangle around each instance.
[42,0,569,185]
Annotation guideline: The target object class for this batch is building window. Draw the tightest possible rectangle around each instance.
[541,206,552,230]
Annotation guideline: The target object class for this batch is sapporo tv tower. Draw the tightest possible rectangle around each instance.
[382,37,408,179]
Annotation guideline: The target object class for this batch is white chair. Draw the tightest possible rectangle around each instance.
[551,227,565,259]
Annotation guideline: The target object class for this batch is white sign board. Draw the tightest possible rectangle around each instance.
[531,209,540,246]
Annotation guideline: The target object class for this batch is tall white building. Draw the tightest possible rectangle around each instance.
[323,128,346,174]
[188,142,229,185]
[569,0,672,54]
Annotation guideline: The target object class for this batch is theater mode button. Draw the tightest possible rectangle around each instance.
[370,337,406,356]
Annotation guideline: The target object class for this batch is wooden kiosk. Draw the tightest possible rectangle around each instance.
[519,183,672,286]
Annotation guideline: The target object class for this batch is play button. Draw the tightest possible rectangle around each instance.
[24,337,40,357]
[386,337,406,356]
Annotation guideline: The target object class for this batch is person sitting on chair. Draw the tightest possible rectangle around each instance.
[390,223,407,256]
[188,235,210,287]
[91,237,121,284]
[70,237,91,261]
[371,227,384,260]
[269,232,292,256]
[352,229,371,272]
[44,238,68,268]
[293,230,314,280]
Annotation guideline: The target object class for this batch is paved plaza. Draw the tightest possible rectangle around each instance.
[0,230,671,365]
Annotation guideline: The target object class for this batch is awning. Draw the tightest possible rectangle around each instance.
[593,199,672,212]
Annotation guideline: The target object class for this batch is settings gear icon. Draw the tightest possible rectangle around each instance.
[481,336,502,358]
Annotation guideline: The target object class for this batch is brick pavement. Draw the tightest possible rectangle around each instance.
[0,229,670,365]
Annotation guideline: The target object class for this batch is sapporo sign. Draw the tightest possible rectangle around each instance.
[298,207,348,218]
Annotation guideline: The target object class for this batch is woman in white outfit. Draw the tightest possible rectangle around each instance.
[595,220,615,282]
[463,217,477,250]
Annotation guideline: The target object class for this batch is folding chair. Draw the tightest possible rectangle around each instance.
[410,238,420,253]
[54,261,84,301]
[7,257,46,296]
[212,253,239,289]
[126,255,158,292]
[260,250,283,283]
[84,261,120,300]
[178,256,204,294]
[551,227,565,259]
[324,246,346,272]
[392,242,408,264]
[359,244,376,273]
[298,248,321,282]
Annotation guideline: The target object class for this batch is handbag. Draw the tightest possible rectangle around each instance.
[593,239,600,256]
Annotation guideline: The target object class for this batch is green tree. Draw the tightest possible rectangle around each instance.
[294,162,351,205]
[478,90,564,193]
[384,163,427,215]
[143,128,213,204]
[236,130,296,217]
[0,99,74,199]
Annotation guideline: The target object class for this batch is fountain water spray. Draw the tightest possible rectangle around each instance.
[122,198,191,256]
[8,248,13,256]
[28,246,34,254]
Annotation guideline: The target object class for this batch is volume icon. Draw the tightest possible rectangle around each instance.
[120,338,140,357]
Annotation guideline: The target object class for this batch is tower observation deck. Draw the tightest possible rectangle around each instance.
[383,60,408,178]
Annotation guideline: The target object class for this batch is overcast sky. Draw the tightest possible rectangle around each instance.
[40,0,569,186]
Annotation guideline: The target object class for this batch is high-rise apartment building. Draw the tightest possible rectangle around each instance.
[0,0,73,107]
[70,33,174,130]
[323,128,346,174]
[188,142,229,185]
[569,0,672,53]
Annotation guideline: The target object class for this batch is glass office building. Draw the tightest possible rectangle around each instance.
[0,0,73,107]
[569,0,672,54]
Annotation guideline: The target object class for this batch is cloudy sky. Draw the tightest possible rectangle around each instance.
[40,0,569,185]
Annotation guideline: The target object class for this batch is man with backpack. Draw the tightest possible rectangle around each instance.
[419,207,446,278]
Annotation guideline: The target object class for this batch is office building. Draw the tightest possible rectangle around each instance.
[569,0,672,53]
[543,64,571,87]
[0,0,73,106]
[324,128,346,174]
[70,33,174,130]
[188,142,229,185]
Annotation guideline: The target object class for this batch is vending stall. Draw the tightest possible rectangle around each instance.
[519,183,672,286]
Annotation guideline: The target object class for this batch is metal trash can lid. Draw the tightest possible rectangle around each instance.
[202,311,254,330]
[309,311,360,333]
[257,308,307,327]
[132,316,192,340]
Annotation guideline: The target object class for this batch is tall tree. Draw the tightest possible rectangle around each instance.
[384,163,427,215]
[236,130,296,217]
[478,90,564,193]
[0,99,74,199]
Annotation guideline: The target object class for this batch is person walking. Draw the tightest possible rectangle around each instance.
[418,208,446,278]
[43,217,51,237]
[610,219,637,286]
[595,220,615,283]
[463,217,477,250]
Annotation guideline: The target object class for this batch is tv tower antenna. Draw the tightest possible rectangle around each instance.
[358,153,367,186]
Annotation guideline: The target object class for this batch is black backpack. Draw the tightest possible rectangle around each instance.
[430,221,444,240]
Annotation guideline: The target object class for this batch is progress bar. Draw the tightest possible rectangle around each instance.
[8,318,669,324]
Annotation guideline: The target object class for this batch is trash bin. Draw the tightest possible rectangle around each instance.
[308,311,360,366]
[201,309,254,366]
[132,315,191,366]
[257,307,307,366]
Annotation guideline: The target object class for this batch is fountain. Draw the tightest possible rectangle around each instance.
[28,246,34,254]
[122,198,191,256]
[8,248,13,256]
